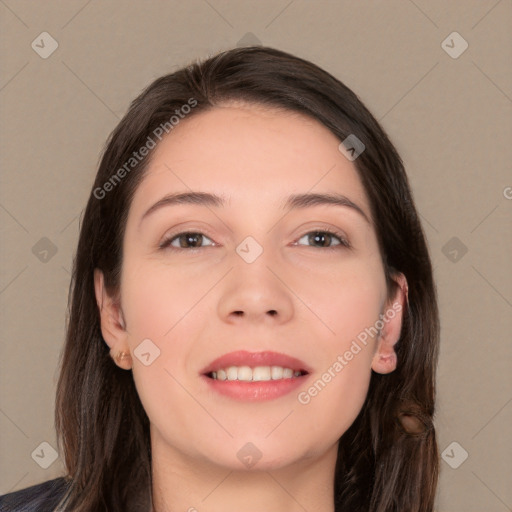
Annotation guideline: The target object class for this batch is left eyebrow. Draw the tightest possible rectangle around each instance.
[138,191,370,227]
[283,192,370,224]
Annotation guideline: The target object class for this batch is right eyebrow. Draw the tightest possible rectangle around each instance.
[139,191,227,227]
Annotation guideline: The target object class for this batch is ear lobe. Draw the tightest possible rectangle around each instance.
[94,268,128,353]
[371,272,408,374]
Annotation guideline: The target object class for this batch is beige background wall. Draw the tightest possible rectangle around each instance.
[1,1,511,510]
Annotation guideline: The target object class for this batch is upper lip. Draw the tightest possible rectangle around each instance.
[200,350,312,375]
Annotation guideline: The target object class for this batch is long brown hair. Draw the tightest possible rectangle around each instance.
[54,46,440,511]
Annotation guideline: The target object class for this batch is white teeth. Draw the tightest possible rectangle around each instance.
[271,366,283,379]
[210,365,303,381]
[252,366,271,381]
[283,368,293,379]
[226,366,238,381]
[237,366,252,381]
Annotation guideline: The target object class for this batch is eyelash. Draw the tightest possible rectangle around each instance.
[158,228,351,251]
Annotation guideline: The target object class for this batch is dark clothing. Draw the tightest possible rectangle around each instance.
[0,477,69,512]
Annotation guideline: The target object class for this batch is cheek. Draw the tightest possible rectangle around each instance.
[121,262,203,437]
[297,255,386,347]
[296,269,382,437]
[119,261,193,399]
[120,258,211,403]
[120,258,206,341]
[288,259,384,432]
[299,352,373,444]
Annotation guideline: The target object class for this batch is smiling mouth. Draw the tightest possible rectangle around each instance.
[205,366,309,382]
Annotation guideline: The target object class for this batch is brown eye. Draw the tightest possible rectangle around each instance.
[297,230,350,249]
[160,232,214,250]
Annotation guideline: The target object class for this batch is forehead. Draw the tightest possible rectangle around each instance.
[128,103,371,219]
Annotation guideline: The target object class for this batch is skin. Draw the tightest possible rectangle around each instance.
[94,102,408,512]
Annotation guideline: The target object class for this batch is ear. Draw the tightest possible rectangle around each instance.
[371,272,408,374]
[94,268,132,370]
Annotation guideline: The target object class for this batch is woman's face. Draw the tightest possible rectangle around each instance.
[103,102,402,471]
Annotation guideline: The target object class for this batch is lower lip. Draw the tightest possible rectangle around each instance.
[201,374,309,401]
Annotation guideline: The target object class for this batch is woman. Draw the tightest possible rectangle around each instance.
[0,45,440,512]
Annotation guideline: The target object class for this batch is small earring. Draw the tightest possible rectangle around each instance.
[115,351,130,362]
[110,349,132,367]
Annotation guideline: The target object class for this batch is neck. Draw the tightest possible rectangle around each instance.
[150,428,338,512]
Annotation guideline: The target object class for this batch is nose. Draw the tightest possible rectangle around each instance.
[217,256,294,326]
